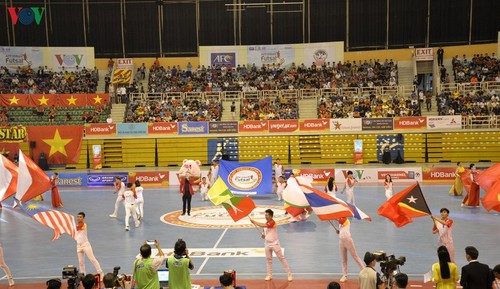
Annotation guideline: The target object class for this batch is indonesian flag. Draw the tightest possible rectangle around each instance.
[15,150,51,202]
[0,155,18,202]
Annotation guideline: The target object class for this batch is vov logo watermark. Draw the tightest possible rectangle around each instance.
[8,7,45,25]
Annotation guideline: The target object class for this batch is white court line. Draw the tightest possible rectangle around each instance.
[195,228,228,275]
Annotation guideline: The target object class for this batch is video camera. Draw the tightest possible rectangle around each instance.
[112,266,129,288]
[62,266,84,289]
[373,251,406,288]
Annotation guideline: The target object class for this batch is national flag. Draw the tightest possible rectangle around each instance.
[27,126,84,164]
[221,196,256,222]
[15,150,51,202]
[283,176,311,217]
[460,169,473,194]
[17,200,76,240]
[0,155,18,202]
[297,181,353,221]
[481,181,500,212]
[207,177,234,205]
[344,201,372,221]
[476,163,500,191]
[112,69,132,84]
[377,182,431,227]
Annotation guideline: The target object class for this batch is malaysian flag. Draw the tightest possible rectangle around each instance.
[17,200,76,241]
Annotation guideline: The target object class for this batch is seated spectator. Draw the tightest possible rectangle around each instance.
[327,281,341,289]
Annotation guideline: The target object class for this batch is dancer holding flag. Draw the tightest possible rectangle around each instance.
[432,208,455,262]
[250,209,293,282]
[336,217,365,282]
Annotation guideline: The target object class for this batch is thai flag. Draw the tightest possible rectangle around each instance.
[298,182,353,221]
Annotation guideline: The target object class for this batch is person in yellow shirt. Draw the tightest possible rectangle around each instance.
[432,246,459,289]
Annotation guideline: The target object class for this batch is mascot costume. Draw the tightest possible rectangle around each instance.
[177,159,201,216]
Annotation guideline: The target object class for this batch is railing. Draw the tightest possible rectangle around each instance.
[462,115,500,129]
[439,81,500,94]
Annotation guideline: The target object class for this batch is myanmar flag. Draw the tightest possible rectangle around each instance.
[208,177,234,205]
[221,196,256,222]
[377,182,431,227]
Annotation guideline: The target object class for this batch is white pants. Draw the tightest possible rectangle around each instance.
[200,191,208,201]
[346,190,355,205]
[112,195,123,216]
[265,243,291,276]
[125,203,139,228]
[135,198,144,218]
[77,242,102,275]
[339,237,364,276]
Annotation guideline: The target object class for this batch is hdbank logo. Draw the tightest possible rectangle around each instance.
[8,7,45,25]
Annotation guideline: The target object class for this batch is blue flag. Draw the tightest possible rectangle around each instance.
[219,157,273,195]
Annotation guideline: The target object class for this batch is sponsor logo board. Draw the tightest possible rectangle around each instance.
[299,119,329,131]
[393,116,427,130]
[269,119,299,133]
[148,122,178,135]
[238,120,268,133]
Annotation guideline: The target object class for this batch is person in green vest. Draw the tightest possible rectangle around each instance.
[133,240,166,289]
[167,239,194,289]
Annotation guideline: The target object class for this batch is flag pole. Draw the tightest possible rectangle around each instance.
[248,216,264,236]
[328,220,339,233]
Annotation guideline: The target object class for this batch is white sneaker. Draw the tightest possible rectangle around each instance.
[340,275,347,282]
[264,275,272,281]
[135,221,140,227]
[125,226,130,231]
[288,273,293,281]
[8,278,14,287]
[109,214,117,218]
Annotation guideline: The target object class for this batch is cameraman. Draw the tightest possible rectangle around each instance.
[359,252,385,289]
[393,273,408,289]
[46,279,62,289]
[82,274,98,289]
[133,240,165,289]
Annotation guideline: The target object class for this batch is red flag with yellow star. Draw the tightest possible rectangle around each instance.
[29,94,57,107]
[86,94,110,106]
[59,94,87,107]
[27,126,84,164]
[0,94,29,107]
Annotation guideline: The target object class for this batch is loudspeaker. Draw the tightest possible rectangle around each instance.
[30,141,36,148]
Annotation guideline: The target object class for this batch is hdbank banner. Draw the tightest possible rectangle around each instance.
[128,171,169,187]
[85,123,117,136]
[148,122,178,135]
[219,157,273,195]
[427,115,461,129]
[211,52,236,67]
[0,47,43,69]
[422,167,456,181]
[291,168,335,184]
[117,123,148,136]
[87,172,128,187]
[299,119,329,132]
[48,47,95,71]
[394,116,427,130]
[248,45,295,68]
[179,122,209,135]
[330,118,362,131]
[239,120,268,133]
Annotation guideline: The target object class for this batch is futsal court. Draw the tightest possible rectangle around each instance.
[0,165,498,289]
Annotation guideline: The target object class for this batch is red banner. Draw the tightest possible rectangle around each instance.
[0,94,110,107]
[128,171,169,187]
[393,116,427,130]
[269,119,299,133]
[148,122,178,135]
[291,168,335,183]
[85,123,117,136]
[238,120,269,133]
[27,126,84,164]
[422,167,456,181]
[299,119,330,131]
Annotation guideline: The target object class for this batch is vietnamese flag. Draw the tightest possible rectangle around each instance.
[221,196,256,222]
[481,182,500,212]
[476,163,500,212]
[59,94,87,107]
[27,126,84,164]
[1,94,29,107]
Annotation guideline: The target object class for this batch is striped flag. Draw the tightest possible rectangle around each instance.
[0,155,18,202]
[15,150,51,202]
[296,180,354,221]
[208,177,234,205]
[17,200,76,240]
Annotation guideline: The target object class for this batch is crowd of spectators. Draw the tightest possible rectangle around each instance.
[437,89,500,116]
[240,96,299,120]
[452,53,499,83]
[318,92,422,119]
[146,59,399,93]
[125,97,222,123]
[0,65,98,94]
